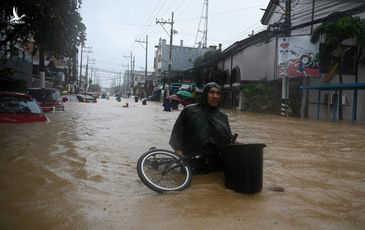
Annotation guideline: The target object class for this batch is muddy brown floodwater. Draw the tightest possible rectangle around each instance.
[0,98,364,229]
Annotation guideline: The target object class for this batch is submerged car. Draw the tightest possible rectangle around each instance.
[84,94,97,103]
[76,94,97,103]
[0,92,49,123]
[62,94,79,103]
[76,94,87,102]
[27,88,64,112]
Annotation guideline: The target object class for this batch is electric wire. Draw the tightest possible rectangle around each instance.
[137,0,165,39]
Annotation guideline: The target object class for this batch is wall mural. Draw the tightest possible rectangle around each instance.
[277,36,320,78]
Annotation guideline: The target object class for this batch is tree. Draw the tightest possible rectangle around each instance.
[1,0,86,78]
[192,50,221,87]
[311,16,365,120]
[193,50,220,67]
[241,80,281,114]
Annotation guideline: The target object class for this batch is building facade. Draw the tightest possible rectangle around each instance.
[154,38,216,77]
[200,0,365,121]
[133,70,153,98]
[261,0,365,121]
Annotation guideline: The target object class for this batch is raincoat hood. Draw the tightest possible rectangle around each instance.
[199,82,221,108]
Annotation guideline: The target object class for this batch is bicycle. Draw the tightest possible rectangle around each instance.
[137,134,238,193]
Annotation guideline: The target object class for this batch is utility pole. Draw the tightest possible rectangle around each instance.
[79,46,92,92]
[132,54,135,95]
[79,44,83,89]
[94,69,97,85]
[121,63,129,95]
[85,55,89,91]
[119,71,122,93]
[285,0,292,29]
[88,59,96,86]
[283,0,291,117]
[156,12,174,71]
[123,52,135,95]
[84,57,95,92]
[135,35,148,81]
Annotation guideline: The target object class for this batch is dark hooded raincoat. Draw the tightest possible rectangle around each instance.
[169,82,232,157]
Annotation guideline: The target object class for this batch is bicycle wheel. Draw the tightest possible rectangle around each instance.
[137,149,192,193]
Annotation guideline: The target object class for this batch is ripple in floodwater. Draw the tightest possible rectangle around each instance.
[0,99,364,229]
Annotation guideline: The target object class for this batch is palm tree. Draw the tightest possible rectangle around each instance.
[311,16,365,120]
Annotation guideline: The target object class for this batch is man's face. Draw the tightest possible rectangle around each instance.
[207,87,221,107]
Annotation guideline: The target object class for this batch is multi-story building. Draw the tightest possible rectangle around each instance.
[133,70,153,98]
[0,43,33,91]
[154,38,216,79]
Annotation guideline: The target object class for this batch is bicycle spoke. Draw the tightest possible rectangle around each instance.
[137,149,192,192]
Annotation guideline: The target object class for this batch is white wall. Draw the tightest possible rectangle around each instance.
[240,39,276,81]
[220,38,276,82]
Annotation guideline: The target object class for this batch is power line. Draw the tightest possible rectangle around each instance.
[160,0,181,21]
[175,0,195,19]
[171,0,186,17]
[175,5,266,23]
[220,22,266,47]
[138,0,169,38]
[82,19,148,27]
[94,68,121,74]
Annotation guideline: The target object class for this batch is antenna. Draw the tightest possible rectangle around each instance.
[194,0,209,48]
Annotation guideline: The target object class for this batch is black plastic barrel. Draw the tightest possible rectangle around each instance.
[223,143,266,193]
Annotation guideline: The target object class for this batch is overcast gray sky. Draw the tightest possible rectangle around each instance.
[80,0,270,87]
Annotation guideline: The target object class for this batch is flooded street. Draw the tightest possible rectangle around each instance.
[1,99,364,230]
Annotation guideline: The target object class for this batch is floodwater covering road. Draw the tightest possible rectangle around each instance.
[0,98,364,229]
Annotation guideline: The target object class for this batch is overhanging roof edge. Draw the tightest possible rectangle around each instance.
[300,83,365,90]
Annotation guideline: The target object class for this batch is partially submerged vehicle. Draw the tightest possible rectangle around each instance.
[27,88,64,112]
[0,91,49,123]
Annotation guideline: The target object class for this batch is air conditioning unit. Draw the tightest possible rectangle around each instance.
[324,93,347,105]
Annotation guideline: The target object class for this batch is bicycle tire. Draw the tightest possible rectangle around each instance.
[137,149,192,193]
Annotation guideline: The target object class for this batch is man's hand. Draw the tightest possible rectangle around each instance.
[232,133,238,144]
[175,150,184,157]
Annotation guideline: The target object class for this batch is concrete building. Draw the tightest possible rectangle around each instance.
[154,38,216,78]
[0,44,33,90]
[133,70,153,98]
[199,0,365,122]
[122,69,154,97]
[261,0,365,121]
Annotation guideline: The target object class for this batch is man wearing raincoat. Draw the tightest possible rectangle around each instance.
[169,82,233,174]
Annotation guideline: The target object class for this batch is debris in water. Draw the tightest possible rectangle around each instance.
[268,186,285,192]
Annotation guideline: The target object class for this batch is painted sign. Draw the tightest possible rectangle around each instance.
[277,36,320,78]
